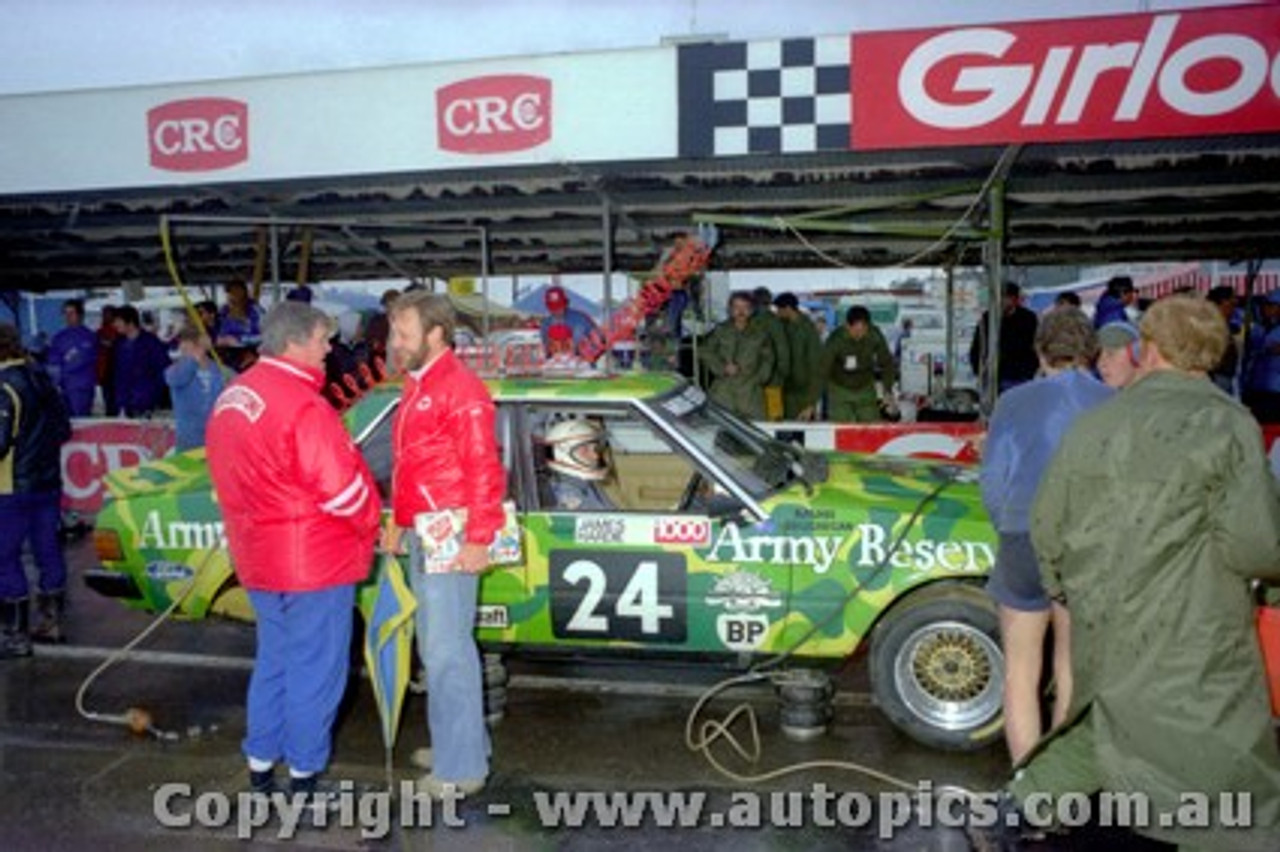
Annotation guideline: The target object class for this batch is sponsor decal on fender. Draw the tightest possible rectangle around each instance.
[707,571,782,652]
[147,98,248,171]
[572,515,651,546]
[477,605,510,630]
[138,510,226,551]
[851,5,1280,149]
[703,521,992,575]
[653,516,711,546]
[436,74,552,154]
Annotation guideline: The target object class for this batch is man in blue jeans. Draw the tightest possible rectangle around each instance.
[0,323,72,654]
[386,291,507,799]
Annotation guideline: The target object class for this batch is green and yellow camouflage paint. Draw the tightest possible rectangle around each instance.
[92,373,996,664]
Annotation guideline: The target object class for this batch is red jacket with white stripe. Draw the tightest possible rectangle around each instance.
[392,348,506,544]
[206,356,379,592]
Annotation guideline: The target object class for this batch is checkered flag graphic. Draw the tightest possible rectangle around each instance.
[678,36,851,157]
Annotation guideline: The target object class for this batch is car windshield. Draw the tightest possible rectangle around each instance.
[649,384,818,500]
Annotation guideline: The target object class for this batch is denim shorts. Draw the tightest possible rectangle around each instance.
[985,532,1050,612]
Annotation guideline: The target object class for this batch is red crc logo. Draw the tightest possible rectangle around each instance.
[852,6,1280,148]
[436,75,551,154]
[654,518,711,546]
[147,98,248,172]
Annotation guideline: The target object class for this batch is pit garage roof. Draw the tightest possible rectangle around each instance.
[5,134,1277,293]
[3,4,1278,292]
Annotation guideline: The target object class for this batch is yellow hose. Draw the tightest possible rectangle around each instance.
[158,215,224,370]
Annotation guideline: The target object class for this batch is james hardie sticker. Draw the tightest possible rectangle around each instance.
[707,571,782,651]
[573,515,662,546]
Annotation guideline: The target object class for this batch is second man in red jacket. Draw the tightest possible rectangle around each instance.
[386,291,507,799]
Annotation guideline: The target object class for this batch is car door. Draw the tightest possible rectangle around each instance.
[513,400,785,656]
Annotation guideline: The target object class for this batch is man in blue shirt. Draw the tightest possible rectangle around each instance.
[111,306,170,418]
[46,299,99,417]
[979,307,1113,765]
[165,326,224,450]
[1093,275,1136,327]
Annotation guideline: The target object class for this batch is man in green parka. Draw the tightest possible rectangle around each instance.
[699,291,774,420]
[751,287,790,420]
[772,292,822,420]
[1008,296,1280,850]
[814,305,897,422]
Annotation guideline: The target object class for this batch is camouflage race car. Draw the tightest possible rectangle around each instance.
[89,372,1002,750]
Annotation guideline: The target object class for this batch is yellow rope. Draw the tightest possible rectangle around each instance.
[159,215,224,370]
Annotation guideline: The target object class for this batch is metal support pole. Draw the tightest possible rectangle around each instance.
[944,265,955,390]
[480,226,491,339]
[602,200,614,372]
[982,180,1007,416]
[269,220,282,303]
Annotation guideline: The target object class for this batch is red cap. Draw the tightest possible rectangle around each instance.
[545,286,568,312]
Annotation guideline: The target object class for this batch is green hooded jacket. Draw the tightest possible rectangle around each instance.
[1031,370,1280,849]
[779,311,822,418]
[751,310,791,388]
[699,319,774,420]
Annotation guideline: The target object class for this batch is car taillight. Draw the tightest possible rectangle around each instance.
[94,529,124,562]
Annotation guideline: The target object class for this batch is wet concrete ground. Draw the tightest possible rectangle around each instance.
[0,537,1034,850]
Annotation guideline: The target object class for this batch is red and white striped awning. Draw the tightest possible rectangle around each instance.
[1137,267,1280,300]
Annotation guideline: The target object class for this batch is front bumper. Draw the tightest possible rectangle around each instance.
[83,568,142,600]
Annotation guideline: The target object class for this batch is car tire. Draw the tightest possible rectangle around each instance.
[869,583,1004,752]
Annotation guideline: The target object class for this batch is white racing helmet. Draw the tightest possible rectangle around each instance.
[546,419,609,481]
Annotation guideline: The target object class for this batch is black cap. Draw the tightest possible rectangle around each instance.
[773,292,799,310]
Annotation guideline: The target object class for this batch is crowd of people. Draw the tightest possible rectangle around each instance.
[28,282,403,449]
[975,290,1280,849]
[974,275,1280,420]
[696,287,899,423]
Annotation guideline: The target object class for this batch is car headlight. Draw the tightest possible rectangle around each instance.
[94,529,125,563]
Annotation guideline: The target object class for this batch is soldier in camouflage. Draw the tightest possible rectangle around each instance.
[699,292,775,420]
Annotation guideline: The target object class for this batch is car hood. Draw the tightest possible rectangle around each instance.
[766,451,985,520]
[102,448,214,503]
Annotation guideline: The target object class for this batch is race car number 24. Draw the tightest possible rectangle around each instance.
[549,551,687,643]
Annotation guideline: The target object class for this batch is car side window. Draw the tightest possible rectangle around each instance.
[527,404,708,514]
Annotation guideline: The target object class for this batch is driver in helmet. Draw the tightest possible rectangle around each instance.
[545,419,615,511]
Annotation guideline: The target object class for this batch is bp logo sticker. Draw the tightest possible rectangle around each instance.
[707,571,782,652]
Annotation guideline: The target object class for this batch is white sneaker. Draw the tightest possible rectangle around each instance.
[410,747,432,770]
[415,773,485,800]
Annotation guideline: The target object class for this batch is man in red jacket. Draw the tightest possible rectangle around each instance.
[207,302,380,799]
[386,291,506,799]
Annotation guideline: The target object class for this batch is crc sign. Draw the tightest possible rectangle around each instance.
[852,5,1280,149]
[147,98,249,171]
[436,75,551,154]
[61,420,176,515]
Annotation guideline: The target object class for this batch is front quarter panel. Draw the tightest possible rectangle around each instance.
[756,456,994,658]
